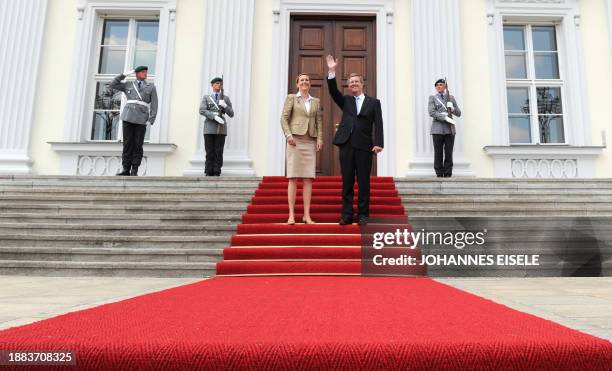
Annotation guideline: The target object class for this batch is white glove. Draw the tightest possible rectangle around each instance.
[218,100,227,108]
[445,116,456,125]
[124,69,135,76]
[145,121,151,126]
[446,102,454,111]
[214,115,225,124]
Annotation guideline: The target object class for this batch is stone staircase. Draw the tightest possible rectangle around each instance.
[0,176,259,277]
[1,176,611,277]
[396,179,612,277]
[396,178,612,217]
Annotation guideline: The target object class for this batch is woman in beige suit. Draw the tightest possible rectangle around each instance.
[280,74,323,224]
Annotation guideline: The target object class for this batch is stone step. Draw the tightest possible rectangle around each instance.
[401,196,612,203]
[399,192,612,198]
[394,181,612,190]
[0,247,221,263]
[0,260,215,278]
[0,234,230,249]
[0,213,243,225]
[6,222,610,237]
[407,210,612,217]
[4,195,612,205]
[409,216,612,226]
[0,223,236,236]
[0,178,261,189]
[0,188,256,197]
[5,185,612,195]
[0,178,258,182]
[397,187,612,193]
[403,203,612,217]
[4,175,609,183]
[0,196,252,206]
[0,203,247,215]
[0,184,258,192]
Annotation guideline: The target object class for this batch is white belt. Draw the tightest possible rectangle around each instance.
[126,100,150,108]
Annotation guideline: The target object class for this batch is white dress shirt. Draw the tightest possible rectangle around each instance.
[354,94,365,114]
[327,72,365,114]
[297,93,313,114]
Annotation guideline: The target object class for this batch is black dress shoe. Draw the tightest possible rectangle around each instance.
[130,166,139,176]
[436,174,443,178]
[444,174,452,178]
[116,167,130,176]
[358,216,369,226]
[339,218,353,225]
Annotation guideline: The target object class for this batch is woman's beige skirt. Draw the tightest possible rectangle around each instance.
[286,134,316,179]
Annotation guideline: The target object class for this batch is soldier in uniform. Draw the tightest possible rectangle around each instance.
[110,66,158,176]
[428,78,461,178]
[199,77,234,176]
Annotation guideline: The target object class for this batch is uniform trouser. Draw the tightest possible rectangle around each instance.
[432,134,455,176]
[122,121,147,169]
[204,134,226,175]
[339,144,373,220]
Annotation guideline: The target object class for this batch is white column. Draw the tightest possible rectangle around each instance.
[406,0,473,177]
[608,0,612,60]
[0,0,48,174]
[185,0,255,176]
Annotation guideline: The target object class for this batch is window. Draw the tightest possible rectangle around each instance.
[91,18,159,141]
[503,25,565,144]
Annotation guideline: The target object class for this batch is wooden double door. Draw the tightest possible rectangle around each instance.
[288,15,377,176]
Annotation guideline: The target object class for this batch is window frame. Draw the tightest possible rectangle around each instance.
[61,0,176,146]
[88,15,159,143]
[503,22,568,145]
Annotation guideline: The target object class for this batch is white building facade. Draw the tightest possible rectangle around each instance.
[1,0,611,178]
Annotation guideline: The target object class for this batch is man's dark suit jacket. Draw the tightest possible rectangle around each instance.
[327,77,384,151]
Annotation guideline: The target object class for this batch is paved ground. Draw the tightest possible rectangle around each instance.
[0,276,200,330]
[0,276,610,342]
[439,277,612,341]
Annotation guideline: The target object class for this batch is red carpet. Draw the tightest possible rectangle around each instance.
[2,176,611,369]
[216,176,422,276]
[1,276,611,370]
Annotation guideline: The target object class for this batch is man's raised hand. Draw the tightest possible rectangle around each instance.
[326,55,338,72]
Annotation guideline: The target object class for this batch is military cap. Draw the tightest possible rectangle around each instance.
[435,78,447,86]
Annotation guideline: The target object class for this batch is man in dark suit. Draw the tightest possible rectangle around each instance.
[326,55,384,226]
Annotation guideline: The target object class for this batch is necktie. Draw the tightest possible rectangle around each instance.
[355,96,359,113]
[138,81,142,90]
[215,93,219,101]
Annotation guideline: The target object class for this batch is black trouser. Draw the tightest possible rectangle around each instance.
[122,121,147,169]
[204,134,226,175]
[339,144,373,220]
[432,134,455,176]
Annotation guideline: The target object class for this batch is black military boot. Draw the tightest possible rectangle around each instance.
[116,167,130,176]
[130,166,139,176]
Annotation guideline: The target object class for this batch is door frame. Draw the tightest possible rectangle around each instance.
[267,0,396,176]
[288,15,376,176]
